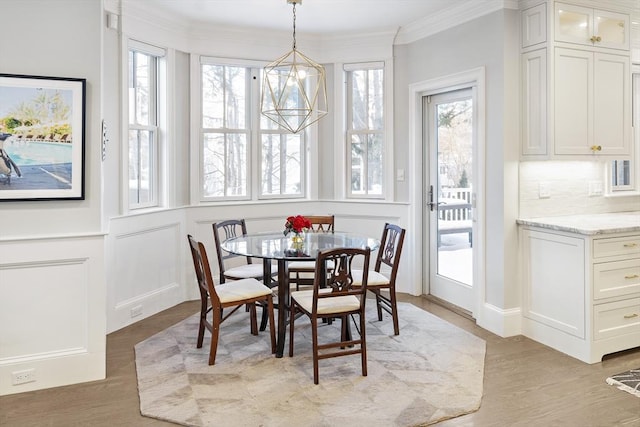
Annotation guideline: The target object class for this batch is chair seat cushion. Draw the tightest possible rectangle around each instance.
[351,269,390,287]
[216,278,273,304]
[225,263,277,280]
[288,259,335,272]
[291,289,360,315]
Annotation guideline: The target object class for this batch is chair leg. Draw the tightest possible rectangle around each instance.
[249,304,258,336]
[197,300,207,348]
[267,296,276,354]
[288,302,296,357]
[374,289,384,321]
[312,317,319,385]
[209,317,221,365]
[359,313,367,377]
[259,301,269,331]
[389,287,400,336]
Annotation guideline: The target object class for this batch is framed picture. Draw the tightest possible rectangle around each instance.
[0,73,86,201]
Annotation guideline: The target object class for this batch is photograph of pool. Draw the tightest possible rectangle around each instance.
[0,139,72,190]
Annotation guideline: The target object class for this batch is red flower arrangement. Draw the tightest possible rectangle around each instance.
[284,215,312,236]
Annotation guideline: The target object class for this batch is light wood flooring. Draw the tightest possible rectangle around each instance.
[1,295,639,426]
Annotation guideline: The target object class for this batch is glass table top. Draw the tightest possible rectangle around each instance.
[221,231,380,260]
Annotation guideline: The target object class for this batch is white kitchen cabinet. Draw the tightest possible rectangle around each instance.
[553,47,630,155]
[521,49,547,155]
[554,2,630,51]
[520,227,640,363]
[522,3,547,48]
[519,1,632,159]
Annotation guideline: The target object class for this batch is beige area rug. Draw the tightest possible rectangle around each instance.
[135,302,486,427]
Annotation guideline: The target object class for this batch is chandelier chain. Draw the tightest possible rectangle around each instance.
[292,3,297,50]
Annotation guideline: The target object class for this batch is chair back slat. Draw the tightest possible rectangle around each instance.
[306,215,335,233]
[187,234,221,308]
[314,247,370,311]
[212,219,253,283]
[375,223,406,282]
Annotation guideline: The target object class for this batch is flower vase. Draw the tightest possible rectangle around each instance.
[291,232,304,244]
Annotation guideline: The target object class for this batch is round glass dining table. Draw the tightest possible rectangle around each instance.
[221,231,380,357]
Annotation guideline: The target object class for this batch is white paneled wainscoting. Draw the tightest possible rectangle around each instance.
[0,235,106,396]
[0,202,411,395]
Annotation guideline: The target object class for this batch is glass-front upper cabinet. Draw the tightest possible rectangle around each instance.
[555,2,629,50]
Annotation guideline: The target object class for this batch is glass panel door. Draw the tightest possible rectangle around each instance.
[426,89,474,312]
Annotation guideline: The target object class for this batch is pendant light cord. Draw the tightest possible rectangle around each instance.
[292,3,297,50]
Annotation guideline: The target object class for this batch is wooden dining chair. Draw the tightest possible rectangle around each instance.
[289,215,335,290]
[212,219,277,331]
[289,246,371,384]
[187,234,276,365]
[352,223,406,335]
[212,219,277,284]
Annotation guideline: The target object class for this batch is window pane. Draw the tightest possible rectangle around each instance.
[226,133,247,196]
[202,65,224,128]
[132,52,152,126]
[128,129,152,205]
[284,135,301,194]
[260,133,302,196]
[202,64,246,129]
[261,134,281,195]
[367,134,383,195]
[203,133,225,197]
[350,69,383,131]
[611,160,631,187]
[351,134,365,194]
[202,132,247,197]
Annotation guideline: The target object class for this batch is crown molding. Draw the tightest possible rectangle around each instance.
[394,0,519,45]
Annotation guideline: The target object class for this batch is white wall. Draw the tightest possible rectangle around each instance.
[0,0,106,396]
[393,10,521,336]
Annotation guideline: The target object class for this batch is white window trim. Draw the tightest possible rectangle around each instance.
[122,38,168,212]
[341,60,394,201]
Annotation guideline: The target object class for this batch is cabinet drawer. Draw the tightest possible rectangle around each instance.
[593,259,640,300]
[593,298,640,340]
[593,236,640,259]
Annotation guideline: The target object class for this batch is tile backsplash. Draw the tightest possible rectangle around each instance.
[519,161,640,218]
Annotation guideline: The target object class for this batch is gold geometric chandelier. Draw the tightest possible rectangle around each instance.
[261,0,328,134]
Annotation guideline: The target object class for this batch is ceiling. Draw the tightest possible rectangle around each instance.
[143,0,476,35]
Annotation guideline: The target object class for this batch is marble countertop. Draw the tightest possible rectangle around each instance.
[517,211,640,235]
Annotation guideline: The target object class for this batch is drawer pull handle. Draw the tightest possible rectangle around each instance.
[623,243,638,248]
[625,274,639,279]
[623,313,638,319]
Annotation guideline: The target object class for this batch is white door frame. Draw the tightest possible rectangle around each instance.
[407,67,486,319]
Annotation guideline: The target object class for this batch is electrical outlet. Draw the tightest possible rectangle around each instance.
[588,180,603,197]
[12,369,35,385]
[131,305,143,318]
[538,181,551,199]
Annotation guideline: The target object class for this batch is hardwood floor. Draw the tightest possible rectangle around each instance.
[1,295,638,426]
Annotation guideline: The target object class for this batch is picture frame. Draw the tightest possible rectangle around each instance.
[0,73,86,201]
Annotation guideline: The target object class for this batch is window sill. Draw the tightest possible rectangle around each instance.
[604,191,640,198]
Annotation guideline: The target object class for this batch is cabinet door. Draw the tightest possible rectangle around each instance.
[554,48,593,155]
[555,2,592,46]
[593,53,630,155]
[522,229,585,339]
[521,49,547,155]
[593,10,630,50]
[522,3,547,48]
